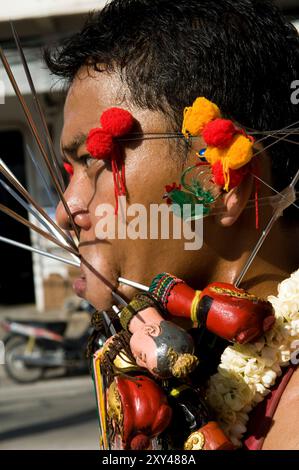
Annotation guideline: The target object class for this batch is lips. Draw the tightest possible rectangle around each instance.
[73,273,87,297]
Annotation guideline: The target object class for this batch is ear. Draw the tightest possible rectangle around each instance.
[217,173,253,227]
[144,323,161,337]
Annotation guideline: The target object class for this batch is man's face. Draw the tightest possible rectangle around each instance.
[57,66,210,311]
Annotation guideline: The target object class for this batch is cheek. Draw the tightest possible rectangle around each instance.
[124,144,181,206]
[129,332,141,357]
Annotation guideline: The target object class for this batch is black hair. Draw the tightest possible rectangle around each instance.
[44,0,299,190]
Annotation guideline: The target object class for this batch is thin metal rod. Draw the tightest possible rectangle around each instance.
[26,145,77,249]
[26,144,57,208]
[0,48,80,240]
[0,235,80,268]
[0,178,60,239]
[0,159,77,251]
[251,174,299,210]
[112,305,121,315]
[117,277,149,292]
[102,310,117,336]
[0,203,78,256]
[10,21,65,191]
[235,169,299,287]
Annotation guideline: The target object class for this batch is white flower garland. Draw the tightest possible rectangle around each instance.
[206,268,299,447]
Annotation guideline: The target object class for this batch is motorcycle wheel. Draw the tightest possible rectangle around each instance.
[4,336,44,383]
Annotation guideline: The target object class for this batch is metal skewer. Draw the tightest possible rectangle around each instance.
[0,235,80,268]
[0,203,78,256]
[117,277,149,292]
[102,310,117,336]
[10,21,65,192]
[0,158,77,251]
[0,178,59,239]
[0,47,80,241]
[26,144,57,208]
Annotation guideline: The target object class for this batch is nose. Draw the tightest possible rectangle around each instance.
[56,188,92,232]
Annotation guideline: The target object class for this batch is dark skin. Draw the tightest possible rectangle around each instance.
[56,66,298,449]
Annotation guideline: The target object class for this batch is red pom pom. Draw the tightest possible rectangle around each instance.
[100,107,134,137]
[203,119,236,148]
[130,434,151,450]
[212,160,247,189]
[63,162,73,176]
[86,128,114,159]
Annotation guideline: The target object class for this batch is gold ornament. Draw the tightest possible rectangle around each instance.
[184,431,205,450]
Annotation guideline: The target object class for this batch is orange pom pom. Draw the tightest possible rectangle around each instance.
[205,146,226,166]
[226,134,253,170]
[182,97,221,137]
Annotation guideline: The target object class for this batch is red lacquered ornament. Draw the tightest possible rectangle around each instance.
[184,421,235,450]
[149,273,275,344]
[111,375,172,450]
[200,282,275,343]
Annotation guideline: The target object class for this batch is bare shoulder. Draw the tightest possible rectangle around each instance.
[262,367,299,450]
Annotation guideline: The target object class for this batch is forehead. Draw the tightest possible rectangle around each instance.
[61,66,127,148]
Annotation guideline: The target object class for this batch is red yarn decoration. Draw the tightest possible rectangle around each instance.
[100,107,134,137]
[203,118,236,148]
[212,160,247,189]
[86,107,134,215]
[63,162,74,177]
[86,128,114,159]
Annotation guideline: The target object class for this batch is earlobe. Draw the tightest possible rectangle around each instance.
[217,173,253,227]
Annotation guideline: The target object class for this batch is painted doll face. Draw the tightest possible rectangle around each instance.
[129,323,160,375]
[129,320,195,378]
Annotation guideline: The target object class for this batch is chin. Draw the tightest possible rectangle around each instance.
[84,283,114,311]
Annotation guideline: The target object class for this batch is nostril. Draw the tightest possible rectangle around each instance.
[73,212,91,230]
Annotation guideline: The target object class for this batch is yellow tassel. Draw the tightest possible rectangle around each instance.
[182,97,221,137]
[223,159,230,192]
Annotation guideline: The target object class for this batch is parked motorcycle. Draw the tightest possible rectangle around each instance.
[1,300,105,383]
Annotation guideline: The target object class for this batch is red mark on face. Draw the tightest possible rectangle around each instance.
[63,162,74,177]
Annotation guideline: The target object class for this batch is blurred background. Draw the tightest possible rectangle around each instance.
[0,0,298,450]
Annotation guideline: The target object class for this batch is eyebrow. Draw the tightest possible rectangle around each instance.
[61,133,88,161]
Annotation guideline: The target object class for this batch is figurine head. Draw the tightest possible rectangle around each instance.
[130,320,198,379]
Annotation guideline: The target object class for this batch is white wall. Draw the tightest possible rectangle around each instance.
[0,0,107,21]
